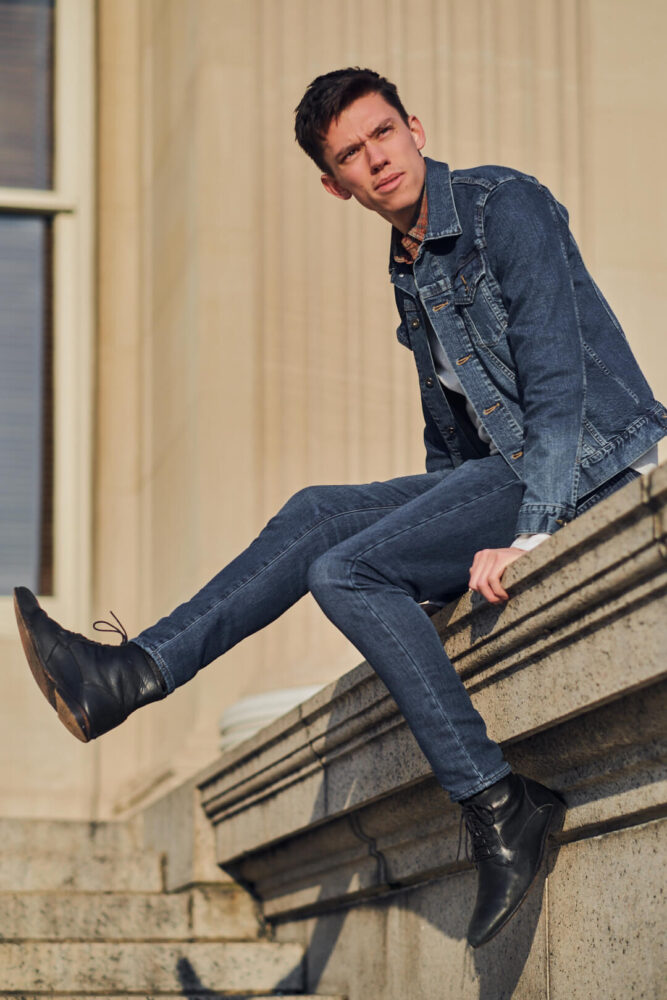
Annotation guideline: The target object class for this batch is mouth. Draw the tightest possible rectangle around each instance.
[374,172,403,193]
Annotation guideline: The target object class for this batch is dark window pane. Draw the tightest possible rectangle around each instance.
[0,0,54,189]
[0,213,53,594]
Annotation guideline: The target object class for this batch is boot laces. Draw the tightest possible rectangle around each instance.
[92,611,128,644]
[458,802,499,864]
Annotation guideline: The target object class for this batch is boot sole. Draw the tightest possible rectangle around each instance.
[469,795,567,948]
[14,592,91,744]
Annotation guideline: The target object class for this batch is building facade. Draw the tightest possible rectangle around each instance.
[1,0,665,821]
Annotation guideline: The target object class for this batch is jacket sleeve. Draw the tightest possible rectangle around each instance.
[484,177,585,535]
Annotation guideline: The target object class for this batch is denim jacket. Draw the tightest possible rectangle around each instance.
[391,157,667,535]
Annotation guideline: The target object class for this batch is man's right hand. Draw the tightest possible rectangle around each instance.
[468,546,526,604]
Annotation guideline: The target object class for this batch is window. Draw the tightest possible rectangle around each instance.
[0,214,53,594]
[0,0,93,628]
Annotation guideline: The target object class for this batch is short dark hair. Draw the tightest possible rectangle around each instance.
[294,67,409,173]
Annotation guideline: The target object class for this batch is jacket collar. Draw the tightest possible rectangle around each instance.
[389,157,461,273]
[421,157,462,239]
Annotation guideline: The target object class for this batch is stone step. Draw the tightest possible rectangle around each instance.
[0,849,164,892]
[0,940,305,994]
[0,816,140,856]
[0,886,260,941]
[0,995,347,999]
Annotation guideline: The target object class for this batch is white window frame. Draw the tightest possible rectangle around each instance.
[0,0,94,632]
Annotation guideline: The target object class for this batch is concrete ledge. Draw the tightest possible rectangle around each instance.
[198,466,666,919]
[187,468,667,998]
[138,773,229,892]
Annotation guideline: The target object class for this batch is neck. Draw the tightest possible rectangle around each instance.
[389,183,426,235]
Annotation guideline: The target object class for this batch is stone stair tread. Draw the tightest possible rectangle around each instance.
[0,817,140,855]
[0,849,164,892]
[0,886,260,941]
[0,821,340,999]
[0,995,347,999]
[0,940,305,993]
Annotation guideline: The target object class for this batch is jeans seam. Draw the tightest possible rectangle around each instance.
[146,502,407,660]
[452,762,513,802]
[346,476,520,564]
[345,564,486,787]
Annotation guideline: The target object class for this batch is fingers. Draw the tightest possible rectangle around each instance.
[468,547,523,604]
[469,549,508,603]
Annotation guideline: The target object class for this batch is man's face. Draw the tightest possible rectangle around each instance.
[320,91,426,233]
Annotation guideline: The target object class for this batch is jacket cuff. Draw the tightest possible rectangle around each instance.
[514,504,575,536]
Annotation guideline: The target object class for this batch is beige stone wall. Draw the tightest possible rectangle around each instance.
[2,0,666,819]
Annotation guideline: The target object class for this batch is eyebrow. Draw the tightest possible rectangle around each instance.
[335,118,395,164]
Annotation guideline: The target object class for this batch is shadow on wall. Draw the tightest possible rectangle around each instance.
[176,957,216,997]
[273,868,553,999]
[262,669,564,1000]
[176,955,263,999]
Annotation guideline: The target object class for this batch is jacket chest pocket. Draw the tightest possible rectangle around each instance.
[453,252,508,350]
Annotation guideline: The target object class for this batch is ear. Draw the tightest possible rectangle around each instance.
[408,114,426,152]
[321,173,352,201]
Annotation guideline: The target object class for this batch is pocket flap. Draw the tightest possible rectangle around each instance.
[453,253,485,304]
[395,321,411,348]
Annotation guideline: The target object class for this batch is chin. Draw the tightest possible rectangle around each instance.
[393,194,420,213]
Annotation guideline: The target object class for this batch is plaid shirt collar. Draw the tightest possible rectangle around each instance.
[391,186,428,264]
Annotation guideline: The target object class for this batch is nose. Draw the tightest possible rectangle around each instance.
[366,141,389,173]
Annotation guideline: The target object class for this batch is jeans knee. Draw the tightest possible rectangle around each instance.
[308,546,398,609]
[281,484,339,523]
[307,550,350,608]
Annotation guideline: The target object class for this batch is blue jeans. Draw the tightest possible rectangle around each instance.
[133,456,638,801]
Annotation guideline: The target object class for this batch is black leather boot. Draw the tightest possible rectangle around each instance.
[14,587,166,743]
[462,772,566,948]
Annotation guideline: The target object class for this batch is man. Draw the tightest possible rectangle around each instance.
[14,69,665,948]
